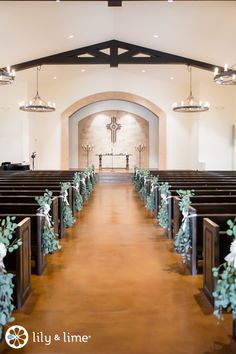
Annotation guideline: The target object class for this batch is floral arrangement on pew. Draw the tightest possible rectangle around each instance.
[35,190,61,254]
[0,216,22,340]
[60,182,75,228]
[131,166,138,186]
[137,169,150,199]
[72,172,84,212]
[81,173,89,202]
[84,166,95,194]
[212,219,236,321]
[146,176,159,212]
[157,182,170,229]
[174,189,195,263]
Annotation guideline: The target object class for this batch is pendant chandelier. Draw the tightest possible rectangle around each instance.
[214,64,236,85]
[19,67,56,112]
[172,67,210,113]
[0,66,15,85]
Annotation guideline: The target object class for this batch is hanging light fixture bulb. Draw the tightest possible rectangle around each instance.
[19,66,56,112]
[214,64,236,85]
[0,66,15,85]
[172,66,210,113]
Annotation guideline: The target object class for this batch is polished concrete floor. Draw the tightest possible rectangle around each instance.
[1,182,236,354]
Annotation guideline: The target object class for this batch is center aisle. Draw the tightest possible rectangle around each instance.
[2,182,236,354]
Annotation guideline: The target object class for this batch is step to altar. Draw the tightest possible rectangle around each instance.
[96,172,132,183]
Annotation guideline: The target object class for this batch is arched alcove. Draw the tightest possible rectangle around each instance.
[61,92,166,169]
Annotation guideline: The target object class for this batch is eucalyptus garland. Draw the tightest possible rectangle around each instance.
[87,175,93,194]
[0,273,15,339]
[138,169,150,195]
[146,176,159,211]
[174,189,195,262]
[60,182,75,228]
[35,190,61,254]
[0,216,22,340]
[157,182,170,229]
[212,219,236,320]
[0,217,21,254]
[87,165,96,189]
[81,175,89,202]
[72,172,83,212]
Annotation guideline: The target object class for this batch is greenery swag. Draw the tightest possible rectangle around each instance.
[157,182,170,229]
[212,219,236,320]
[60,182,75,228]
[0,216,22,339]
[174,189,195,263]
[72,172,83,212]
[35,190,61,254]
[146,176,159,212]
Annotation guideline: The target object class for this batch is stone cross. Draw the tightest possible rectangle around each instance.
[106,116,121,143]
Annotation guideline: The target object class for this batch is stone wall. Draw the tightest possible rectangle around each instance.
[78,110,149,169]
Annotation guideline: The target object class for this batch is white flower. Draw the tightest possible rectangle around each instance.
[0,242,7,269]
[225,239,236,268]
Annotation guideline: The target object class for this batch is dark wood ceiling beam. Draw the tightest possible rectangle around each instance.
[9,39,222,73]
[108,1,122,6]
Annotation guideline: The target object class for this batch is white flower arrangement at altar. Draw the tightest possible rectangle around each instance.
[35,190,61,254]
[212,219,236,320]
[0,216,22,340]
[174,189,195,263]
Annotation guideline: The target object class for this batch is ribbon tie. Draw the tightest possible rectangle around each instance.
[225,239,236,268]
[0,242,7,271]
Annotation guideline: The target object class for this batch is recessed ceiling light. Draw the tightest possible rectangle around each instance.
[168,0,174,3]
[141,70,146,73]
[153,34,159,39]
[81,69,86,73]
[53,76,57,80]
[56,0,60,3]
[68,35,74,39]
[170,77,174,80]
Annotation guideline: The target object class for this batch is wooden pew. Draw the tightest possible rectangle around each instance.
[4,217,31,309]
[177,204,236,275]
[0,195,59,237]
[0,188,72,237]
[203,216,233,304]
[0,212,46,276]
[171,195,236,239]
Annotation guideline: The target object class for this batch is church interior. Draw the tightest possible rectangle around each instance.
[0,1,236,353]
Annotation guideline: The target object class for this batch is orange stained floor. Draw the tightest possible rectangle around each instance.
[1,182,236,354]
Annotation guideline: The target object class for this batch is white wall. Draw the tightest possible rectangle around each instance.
[0,67,235,171]
[0,81,29,165]
[198,82,236,170]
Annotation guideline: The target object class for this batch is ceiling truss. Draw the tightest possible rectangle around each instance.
[10,40,220,73]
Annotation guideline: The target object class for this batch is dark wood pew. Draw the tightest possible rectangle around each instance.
[0,195,59,237]
[176,204,236,275]
[4,217,31,309]
[0,188,73,237]
[173,198,236,237]
[170,195,236,239]
[0,212,46,276]
[203,216,233,304]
